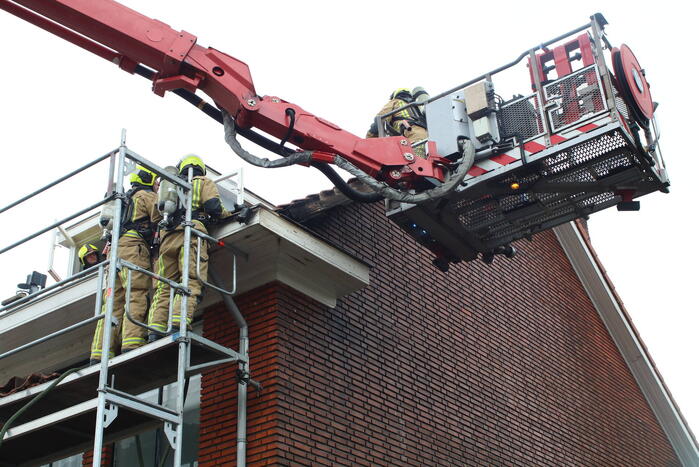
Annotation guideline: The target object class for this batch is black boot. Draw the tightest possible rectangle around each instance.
[147,333,159,344]
[89,359,100,366]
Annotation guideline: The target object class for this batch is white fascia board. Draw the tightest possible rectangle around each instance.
[554,221,699,465]
[256,209,369,286]
[211,207,370,307]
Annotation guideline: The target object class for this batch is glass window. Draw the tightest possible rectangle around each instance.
[113,374,201,466]
[41,454,82,467]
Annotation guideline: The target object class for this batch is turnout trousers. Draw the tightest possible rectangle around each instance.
[147,226,208,334]
[90,235,152,360]
[403,126,428,157]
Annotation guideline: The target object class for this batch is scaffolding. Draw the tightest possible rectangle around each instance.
[0,131,252,466]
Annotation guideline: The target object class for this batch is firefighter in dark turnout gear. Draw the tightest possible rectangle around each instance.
[366,88,429,157]
[147,155,228,339]
[90,166,161,362]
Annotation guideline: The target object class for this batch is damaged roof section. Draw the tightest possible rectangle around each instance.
[0,372,59,398]
[277,179,376,222]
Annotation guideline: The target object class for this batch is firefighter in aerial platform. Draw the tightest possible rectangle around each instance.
[90,166,161,364]
[366,87,429,157]
[147,155,228,340]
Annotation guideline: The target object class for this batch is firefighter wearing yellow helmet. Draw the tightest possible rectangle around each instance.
[78,243,101,270]
[90,165,162,363]
[147,155,228,338]
[366,87,429,157]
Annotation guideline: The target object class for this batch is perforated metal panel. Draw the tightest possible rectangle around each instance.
[447,128,644,248]
[541,130,629,176]
[544,66,607,132]
[612,83,630,120]
[387,123,667,262]
[498,94,544,141]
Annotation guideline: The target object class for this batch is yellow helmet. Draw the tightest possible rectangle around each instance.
[178,154,206,176]
[78,243,99,266]
[391,88,412,100]
[129,165,157,186]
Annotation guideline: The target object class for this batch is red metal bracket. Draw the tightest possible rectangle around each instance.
[528,33,595,87]
[152,74,202,96]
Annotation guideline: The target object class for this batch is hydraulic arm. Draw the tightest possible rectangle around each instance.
[1,2,669,268]
[0,0,451,191]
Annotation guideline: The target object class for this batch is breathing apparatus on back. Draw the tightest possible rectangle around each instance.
[98,165,157,239]
[412,86,429,116]
[157,166,181,229]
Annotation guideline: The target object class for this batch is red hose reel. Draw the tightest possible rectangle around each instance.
[612,44,654,128]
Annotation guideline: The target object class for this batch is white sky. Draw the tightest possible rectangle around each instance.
[0,0,696,442]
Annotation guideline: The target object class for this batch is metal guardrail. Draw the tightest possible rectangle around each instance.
[0,130,199,467]
[123,263,178,336]
[375,21,595,138]
[0,260,109,315]
[0,314,105,361]
[0,195,117,256]
[0,151,114,216]
[191,229,239,296]
[373,16,628,166]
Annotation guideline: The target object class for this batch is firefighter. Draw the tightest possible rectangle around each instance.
[77,243,101,270]
[90,165,161,363]
[147,155,227,340]
[366,88,429,156]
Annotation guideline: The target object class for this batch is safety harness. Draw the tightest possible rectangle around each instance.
[120,186,156,245]
[388,97,427,135]
[164,177,222,231]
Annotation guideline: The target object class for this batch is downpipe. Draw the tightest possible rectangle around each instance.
[209,269,249,467]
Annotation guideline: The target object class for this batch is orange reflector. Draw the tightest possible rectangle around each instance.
[510,182,520,190]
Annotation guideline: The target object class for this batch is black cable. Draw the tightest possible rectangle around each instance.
[279,108,295,148]
[133,65,381,203]
[310,162,383,202]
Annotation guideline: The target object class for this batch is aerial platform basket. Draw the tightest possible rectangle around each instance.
[386,14,668,265]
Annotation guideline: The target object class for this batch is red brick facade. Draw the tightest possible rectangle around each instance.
[82,443,113,466]
[200,201,680,466]
[200,283,285,465]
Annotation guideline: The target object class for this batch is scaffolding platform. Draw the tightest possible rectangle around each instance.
[0,333,242,466]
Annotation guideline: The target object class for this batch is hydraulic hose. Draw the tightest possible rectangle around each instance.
[222,111,314,168]
[309,162,383,203]
[0,365,87,448]
[223,109,473,204]
[133,65,381,202]
[332,139,475,204]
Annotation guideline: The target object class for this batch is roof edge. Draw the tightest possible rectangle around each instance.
[554,221,699,465]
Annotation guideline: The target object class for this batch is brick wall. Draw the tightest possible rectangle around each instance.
[200,283,285,466]
[82,443,113,466]
[200,201,680,466]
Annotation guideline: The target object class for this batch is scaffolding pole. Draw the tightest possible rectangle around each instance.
[0,133,249,467]
[172,166,194,466]
[92,129,127,467]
